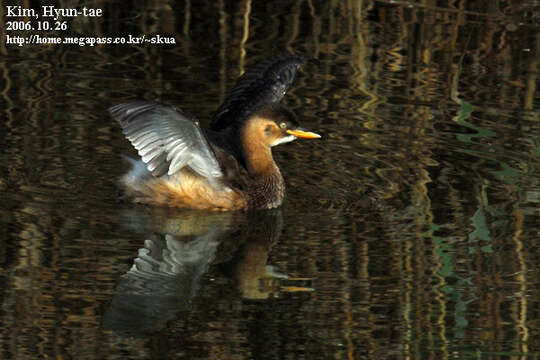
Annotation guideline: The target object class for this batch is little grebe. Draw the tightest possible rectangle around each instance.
[109,55,320,210]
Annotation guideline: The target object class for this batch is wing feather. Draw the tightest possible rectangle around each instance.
[210,55,307,131]
[109,101,223,179]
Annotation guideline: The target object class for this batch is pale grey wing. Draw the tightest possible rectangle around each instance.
[109,101,223,179]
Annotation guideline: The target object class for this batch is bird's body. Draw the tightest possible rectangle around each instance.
[109,55,320,211]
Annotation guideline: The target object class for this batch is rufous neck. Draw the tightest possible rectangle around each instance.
[241,119,279,177]
[244,142,278,176]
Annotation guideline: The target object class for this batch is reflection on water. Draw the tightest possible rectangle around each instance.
[103,208,311,338]
[0,0,539,359]
[102,210,231,337]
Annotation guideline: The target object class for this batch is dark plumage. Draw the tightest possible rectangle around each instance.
[211,55,307,131]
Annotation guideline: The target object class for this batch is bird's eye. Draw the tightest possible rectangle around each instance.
[264,126,272,135]
[280,122,286,129]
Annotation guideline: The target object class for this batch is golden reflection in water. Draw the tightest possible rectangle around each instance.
[512,208,529,358]
[238,0,251,75]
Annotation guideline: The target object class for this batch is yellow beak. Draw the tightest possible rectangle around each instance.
[286,129,321,139]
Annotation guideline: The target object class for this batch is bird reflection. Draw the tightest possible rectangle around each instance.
[102,207,312,337]
[235,209,289,299]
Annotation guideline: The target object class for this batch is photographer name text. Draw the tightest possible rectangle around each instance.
[6,5,102,21]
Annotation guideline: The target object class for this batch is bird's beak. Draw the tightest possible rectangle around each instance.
[286,128,321,139]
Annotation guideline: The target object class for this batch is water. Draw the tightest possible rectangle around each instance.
[1,0,539,359]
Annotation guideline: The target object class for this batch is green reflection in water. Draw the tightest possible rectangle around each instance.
[533,143,540,157]
[431,223,471,339]
[455,101,494,143]
[490,162,521,186]
[431,223,452,278]
[468,208,492,254]
[454,100,524,187]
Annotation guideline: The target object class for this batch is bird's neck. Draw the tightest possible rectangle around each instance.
[244,143,278,176]
[242,141,285,209]
[241,120,279,177]
[235,123,286,209]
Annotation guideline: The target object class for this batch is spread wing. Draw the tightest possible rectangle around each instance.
[109,101,223,179]
[210,55,307,131]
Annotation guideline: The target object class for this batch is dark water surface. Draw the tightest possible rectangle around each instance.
[1,1,539,359]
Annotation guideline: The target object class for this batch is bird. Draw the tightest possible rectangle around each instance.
[109,55,320,211]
